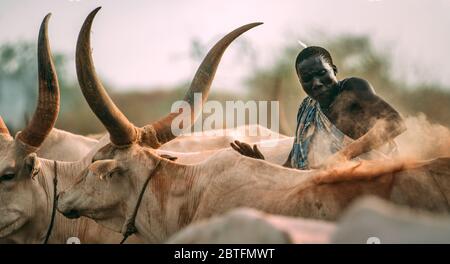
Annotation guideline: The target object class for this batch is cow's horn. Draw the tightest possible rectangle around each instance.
[0,116,10,135]
[76,7,138,146]
[145,22,263,146]
[18,14,60,148]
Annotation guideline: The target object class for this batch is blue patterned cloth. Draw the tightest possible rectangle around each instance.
[290,83,397,169]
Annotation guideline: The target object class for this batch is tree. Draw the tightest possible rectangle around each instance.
[0,41,77,133]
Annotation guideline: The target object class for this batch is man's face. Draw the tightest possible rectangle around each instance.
[297,55,338,103]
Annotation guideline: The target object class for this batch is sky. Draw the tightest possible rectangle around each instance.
[1,0,449,93]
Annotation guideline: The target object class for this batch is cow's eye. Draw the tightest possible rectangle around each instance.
[107,168,122,178]
[0,173,15,181]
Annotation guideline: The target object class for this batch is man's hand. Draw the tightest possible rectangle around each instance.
[230,140,265,160]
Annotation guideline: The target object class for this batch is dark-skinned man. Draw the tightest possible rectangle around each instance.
[231,46,406,169]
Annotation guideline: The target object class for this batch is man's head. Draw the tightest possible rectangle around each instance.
[295,46,339,104]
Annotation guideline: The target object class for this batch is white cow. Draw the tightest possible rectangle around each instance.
[167,207,335,244]
[37,128,102,161]
[157,136,293,165]
[332,196,450,243]
[160,125,287,153]
[168,196,450,244]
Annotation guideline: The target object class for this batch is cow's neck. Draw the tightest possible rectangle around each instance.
[37,158,96,243]
[31,159,56,243]
[131,159,205,243]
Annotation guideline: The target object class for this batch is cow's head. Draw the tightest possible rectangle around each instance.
[0,14,60,243]
[57,7,261,237]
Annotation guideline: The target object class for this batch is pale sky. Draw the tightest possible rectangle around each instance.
[1,0,449,92]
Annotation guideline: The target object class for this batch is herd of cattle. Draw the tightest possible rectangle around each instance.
[1,7,449,244]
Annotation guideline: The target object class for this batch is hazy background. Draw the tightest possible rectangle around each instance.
[1,0,449,136]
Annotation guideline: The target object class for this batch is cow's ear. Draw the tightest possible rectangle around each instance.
[24,153,41,179]
[90,160,123,179]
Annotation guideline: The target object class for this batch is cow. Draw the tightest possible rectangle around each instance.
[36,128,102,161]
[57,140,450,244]
[159,124,287,153]
[155,124,292,165]
[0,7,259,243]
[332,196,450,243]
[55,8,450,244]
[157,136,293,165]
[167,207,335,244]
[167,196,450,244]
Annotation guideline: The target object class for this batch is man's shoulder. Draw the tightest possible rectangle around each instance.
[340,77,376,97]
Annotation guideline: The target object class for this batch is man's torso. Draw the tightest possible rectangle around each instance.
[322,78,380,140]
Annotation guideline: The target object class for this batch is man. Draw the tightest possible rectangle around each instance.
[231,46,406,169]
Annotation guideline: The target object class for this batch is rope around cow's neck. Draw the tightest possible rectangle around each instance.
[43,160,58,244]
[120,159,165,244]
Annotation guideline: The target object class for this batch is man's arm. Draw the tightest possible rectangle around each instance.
[336,78,406,160]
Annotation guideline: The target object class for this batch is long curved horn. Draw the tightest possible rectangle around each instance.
[0,116,10,135]
[17,14,60,148]
[148,22,263,146]
[76,7,137,146]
